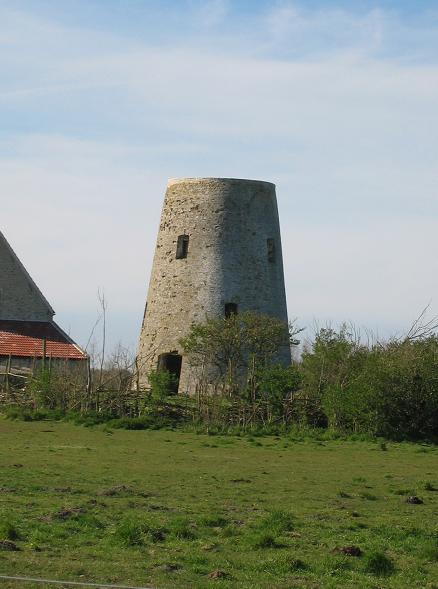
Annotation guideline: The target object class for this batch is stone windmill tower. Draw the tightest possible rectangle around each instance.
[137,177,290,393]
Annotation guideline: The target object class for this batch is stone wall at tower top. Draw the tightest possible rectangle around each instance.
[167,177,275,189]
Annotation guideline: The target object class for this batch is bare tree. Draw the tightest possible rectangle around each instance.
[97,288,107,390]
[404,303,438,342]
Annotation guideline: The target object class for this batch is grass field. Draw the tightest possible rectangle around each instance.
[0,419,437,589]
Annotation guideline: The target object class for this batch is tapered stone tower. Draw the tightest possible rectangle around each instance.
[137,177,290,393]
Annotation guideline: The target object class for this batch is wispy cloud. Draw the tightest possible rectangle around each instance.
[190,0,229,27]
[264,4,388,55]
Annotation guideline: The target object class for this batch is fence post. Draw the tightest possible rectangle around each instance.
[42,339,47,372]
[85,356,92,413]
[5,354,11,394]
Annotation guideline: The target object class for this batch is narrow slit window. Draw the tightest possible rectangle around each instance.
[225,303,238,317]
[176,234,189,259]
[267,238,276,263]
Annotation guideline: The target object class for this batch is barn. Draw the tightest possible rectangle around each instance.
[0,231,87,376]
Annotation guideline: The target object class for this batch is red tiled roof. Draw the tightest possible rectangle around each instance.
[0,320,87,360]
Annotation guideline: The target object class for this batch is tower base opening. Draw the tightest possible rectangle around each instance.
[157,352,182,393]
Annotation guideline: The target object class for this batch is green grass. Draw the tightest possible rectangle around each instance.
[0,420,437,588]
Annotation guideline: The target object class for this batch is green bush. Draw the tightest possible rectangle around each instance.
[148,369,178,401]
[255,364,301,418]
[4,406,64,422]
[4,316,438,442]
[299,327,438,441]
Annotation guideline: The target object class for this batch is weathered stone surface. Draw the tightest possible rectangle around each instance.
[137,177,290,393]
[0,231,54,321]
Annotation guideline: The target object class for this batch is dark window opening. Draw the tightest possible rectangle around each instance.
[176,234,189,259]
[157,352,182,393]
[225,303,238,317]
[267,238,276,263]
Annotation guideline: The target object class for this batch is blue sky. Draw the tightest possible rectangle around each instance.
[1,0,438,354]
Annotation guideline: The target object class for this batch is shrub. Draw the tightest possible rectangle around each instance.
[148,370,178,401]
[255,364,301,418]
[4,406,64,422]
[299,327,438,441]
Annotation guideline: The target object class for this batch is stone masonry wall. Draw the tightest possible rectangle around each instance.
[137,177,290,393]
[0,232,54,322]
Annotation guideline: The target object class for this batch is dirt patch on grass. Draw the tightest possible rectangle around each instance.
[99,484,150,498]
[333,545,362,557]
[40,506,87,522]
[208,569,229,579]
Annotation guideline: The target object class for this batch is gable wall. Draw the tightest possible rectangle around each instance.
[0,234,54,321]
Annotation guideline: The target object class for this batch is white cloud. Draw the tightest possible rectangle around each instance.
[263,2,436,60]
